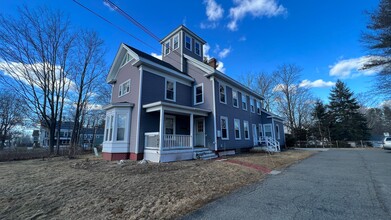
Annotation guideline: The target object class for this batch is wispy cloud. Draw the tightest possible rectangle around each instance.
[329,56,383,78]
[239,36,247,42]
[201,0,224,29]
[228,0,287,31]
[299,79,335,88]
[218,47,231,59]
[205,0,224,21]
[151,53,162,60]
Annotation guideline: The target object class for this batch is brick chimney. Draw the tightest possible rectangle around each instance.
[208,58,218,69]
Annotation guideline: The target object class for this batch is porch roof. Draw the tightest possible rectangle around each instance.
[143,101,211,116]
[103,102,134,110]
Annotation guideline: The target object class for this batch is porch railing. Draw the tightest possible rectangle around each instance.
[259,136,280,152]
[144,132,192,150]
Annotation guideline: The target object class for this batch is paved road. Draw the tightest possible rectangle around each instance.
[183,149,391,220]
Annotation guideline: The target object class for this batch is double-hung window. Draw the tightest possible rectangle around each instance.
[220,116,229,140]
[173,34,179,50]
[219,84,226,104]
[250,98,255,113]
[234,119,241,140]
[276,124,280,139]
[116,114,126,141]
[165,80,176,101]
[119,80,130,97]
[185,34,192,51]
[195,41,201,56]
[244,121,250,140]
[242,94,247,110]
[194,83,204,105]
[164,40,170,55]
[256,100,261,114]
[232,90,238,108]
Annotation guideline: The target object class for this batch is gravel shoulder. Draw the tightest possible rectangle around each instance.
[0,149,313,219]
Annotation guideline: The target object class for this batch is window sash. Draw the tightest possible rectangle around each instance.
[242,94,247,110]
[194,84,203,104]
[232,91,238,107]
[244,121,249,139]
[195,41,201,56]
[219,85,226,103]
[165,41,170,55]
[234,119,241,139]
[221,117,228,140]
[185,35,192,50]
[165,80,175,101]
[173,34,179,49]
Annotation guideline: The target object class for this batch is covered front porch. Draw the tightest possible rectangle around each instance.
[142,101,211,162]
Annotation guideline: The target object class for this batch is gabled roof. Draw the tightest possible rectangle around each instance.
[106,43,193,84]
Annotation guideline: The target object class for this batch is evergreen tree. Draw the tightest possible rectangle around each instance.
[311,100,329,141]
[327,80,370,141]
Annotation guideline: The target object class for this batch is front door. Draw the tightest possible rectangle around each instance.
[252,124,258,146]
[195,118,205,147]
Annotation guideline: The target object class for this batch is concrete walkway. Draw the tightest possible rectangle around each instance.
[183,149,391,220]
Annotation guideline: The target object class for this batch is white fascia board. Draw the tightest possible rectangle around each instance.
[103,102,134,110]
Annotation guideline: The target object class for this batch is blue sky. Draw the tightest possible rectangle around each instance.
[0,0,381,104]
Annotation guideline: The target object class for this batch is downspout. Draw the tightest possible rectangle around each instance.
[211,76,217,151]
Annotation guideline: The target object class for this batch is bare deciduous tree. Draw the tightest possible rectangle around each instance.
[0,6,74,154]
[0,91,25,149]
[273,64,313,139]
[68,30,107,157]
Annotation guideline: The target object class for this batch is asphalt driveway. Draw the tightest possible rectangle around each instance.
[183,149,391,220]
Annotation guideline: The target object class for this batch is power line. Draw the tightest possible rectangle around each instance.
[72,0,155,52]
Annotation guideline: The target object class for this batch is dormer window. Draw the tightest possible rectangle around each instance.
[173,34,179,50]
[164,40,170,56]
[185,34,192,51]
[195,41,201,56]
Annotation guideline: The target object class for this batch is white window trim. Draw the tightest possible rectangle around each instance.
[115,112,128,142]
[185,34,192,51]
[118,79,131,97]
[194,83,204,105]
[195,40,201,56]
[250,97,255,113]
[164,40,171,56]
[220,116,229,140]
[242,94,247,111]
[244,120,250,140]
[165,79,176,102]
[276,124,280,140]
[219,84,227,104]
[173,34,179,50]
[234,118,241,140]
[232,90,239,108]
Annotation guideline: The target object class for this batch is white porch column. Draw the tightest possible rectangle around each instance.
[190,113,194,149]
[271,118,276,139]
[159,108,164,152]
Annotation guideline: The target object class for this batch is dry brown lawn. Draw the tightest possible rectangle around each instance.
[0,149,314,220]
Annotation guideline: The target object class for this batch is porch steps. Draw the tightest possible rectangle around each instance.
[194,149,218,160]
